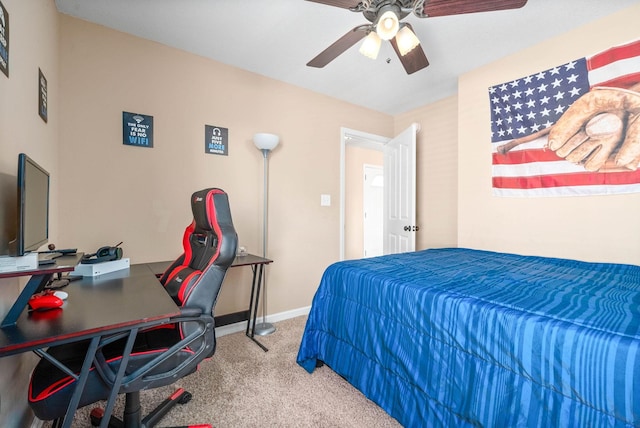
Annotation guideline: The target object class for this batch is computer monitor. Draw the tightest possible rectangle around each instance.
[14,153,50,256]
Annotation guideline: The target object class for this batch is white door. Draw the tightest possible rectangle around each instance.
[363,164,383,257]
[383,124,417,254]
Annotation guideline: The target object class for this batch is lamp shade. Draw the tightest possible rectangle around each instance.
[396,25,420,56]
[253,133,280,151]
[359,31,382,59]
[376,10,399,41]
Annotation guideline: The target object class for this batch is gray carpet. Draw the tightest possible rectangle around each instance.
[44,316,401,427]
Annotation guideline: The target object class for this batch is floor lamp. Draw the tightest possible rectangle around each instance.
[253,133,279,336]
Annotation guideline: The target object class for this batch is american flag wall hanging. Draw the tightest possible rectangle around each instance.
[489,39,640,197]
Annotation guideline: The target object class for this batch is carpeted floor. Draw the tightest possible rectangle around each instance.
[43,316,401,427]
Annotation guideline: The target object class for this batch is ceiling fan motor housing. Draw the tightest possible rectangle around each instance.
[363,1,411,23]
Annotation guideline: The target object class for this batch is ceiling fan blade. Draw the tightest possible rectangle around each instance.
[390,25,429,75]
[305,0,362,9]
[422,0,527,17]
[307,27,367,68]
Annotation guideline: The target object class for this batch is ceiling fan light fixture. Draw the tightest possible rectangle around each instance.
[376,10,399,41]
[359,31,381,59]
[396,25,420,56]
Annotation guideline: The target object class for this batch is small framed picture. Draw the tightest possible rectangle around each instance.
[123,111,154,148]
[205,125,228,156]
[38,68,47,123]
[1,1,10,77]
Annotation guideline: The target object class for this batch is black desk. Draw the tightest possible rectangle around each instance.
[147,253,273,351]
[0,264,180,428]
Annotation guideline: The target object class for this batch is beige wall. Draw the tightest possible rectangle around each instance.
[56,15,393,317]
[458,4,640,264]
[0,0,59,426]
[395,96,459,250]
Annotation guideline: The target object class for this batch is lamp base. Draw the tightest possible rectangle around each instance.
[254,322,276,336]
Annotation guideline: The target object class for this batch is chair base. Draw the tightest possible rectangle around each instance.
[83,388,207,428]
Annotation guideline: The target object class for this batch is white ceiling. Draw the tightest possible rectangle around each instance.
[54,0,639,115]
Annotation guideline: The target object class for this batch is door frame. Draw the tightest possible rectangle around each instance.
[340,127,389,260]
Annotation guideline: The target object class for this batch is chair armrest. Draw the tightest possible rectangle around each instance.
[92,310,214,389]
[177,306,203,318]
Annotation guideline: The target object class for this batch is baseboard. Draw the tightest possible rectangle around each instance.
[215,305,311,337]
[214,310,250,327]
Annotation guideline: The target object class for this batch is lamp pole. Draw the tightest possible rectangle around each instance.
[253,133,279,336]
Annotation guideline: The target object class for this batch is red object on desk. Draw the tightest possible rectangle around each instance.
[28,293,63,311]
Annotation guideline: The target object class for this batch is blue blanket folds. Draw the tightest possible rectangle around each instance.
[297,248,640,427]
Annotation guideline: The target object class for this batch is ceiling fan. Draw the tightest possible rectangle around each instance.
[306,0,528,74]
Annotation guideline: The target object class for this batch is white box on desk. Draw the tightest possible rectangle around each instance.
[0,253,39,273]
[72,258,130,277]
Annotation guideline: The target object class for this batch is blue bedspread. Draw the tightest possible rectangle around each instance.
[296,248,640,427]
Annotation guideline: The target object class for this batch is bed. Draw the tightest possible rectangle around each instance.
[296,248,640,427]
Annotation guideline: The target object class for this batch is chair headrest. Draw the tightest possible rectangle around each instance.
[191,188,225,233]
[189,188,237,268]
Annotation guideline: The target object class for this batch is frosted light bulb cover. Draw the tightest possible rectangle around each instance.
[253,133,280,150]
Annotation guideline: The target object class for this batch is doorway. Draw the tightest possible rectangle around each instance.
[363,164,383,258]
[340,125,418,261]
[340,128,387,260]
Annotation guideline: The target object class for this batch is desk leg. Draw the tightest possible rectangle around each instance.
[60,336,100,428]
[99,327,139,428]
[246,265,260,337]
[246,264,268,352]
[1,273,50,327]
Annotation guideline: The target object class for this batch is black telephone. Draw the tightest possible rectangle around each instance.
[81,242,123,264]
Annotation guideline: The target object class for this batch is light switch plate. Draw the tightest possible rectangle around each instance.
[320,194,331,206]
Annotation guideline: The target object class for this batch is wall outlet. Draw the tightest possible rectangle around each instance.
[320,194,331,206]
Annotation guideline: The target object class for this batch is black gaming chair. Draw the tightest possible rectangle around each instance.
[28,188,238,427]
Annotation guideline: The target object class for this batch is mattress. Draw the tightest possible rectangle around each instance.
[297,248,640,427]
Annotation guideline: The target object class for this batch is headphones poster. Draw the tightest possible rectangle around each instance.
[205,125,228,156]
[123,111,153,148]
[0,1,9,78]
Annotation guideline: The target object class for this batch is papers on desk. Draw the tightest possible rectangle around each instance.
[72,258,130,277]
[0,253,38,273]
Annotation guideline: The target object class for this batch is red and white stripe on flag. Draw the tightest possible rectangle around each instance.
[489,39,640,197]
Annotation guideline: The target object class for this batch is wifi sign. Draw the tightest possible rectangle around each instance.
[123,111,154,148]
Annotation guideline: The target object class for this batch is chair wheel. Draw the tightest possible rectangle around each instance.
[90,407,104,426]
[177,391,192,404]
